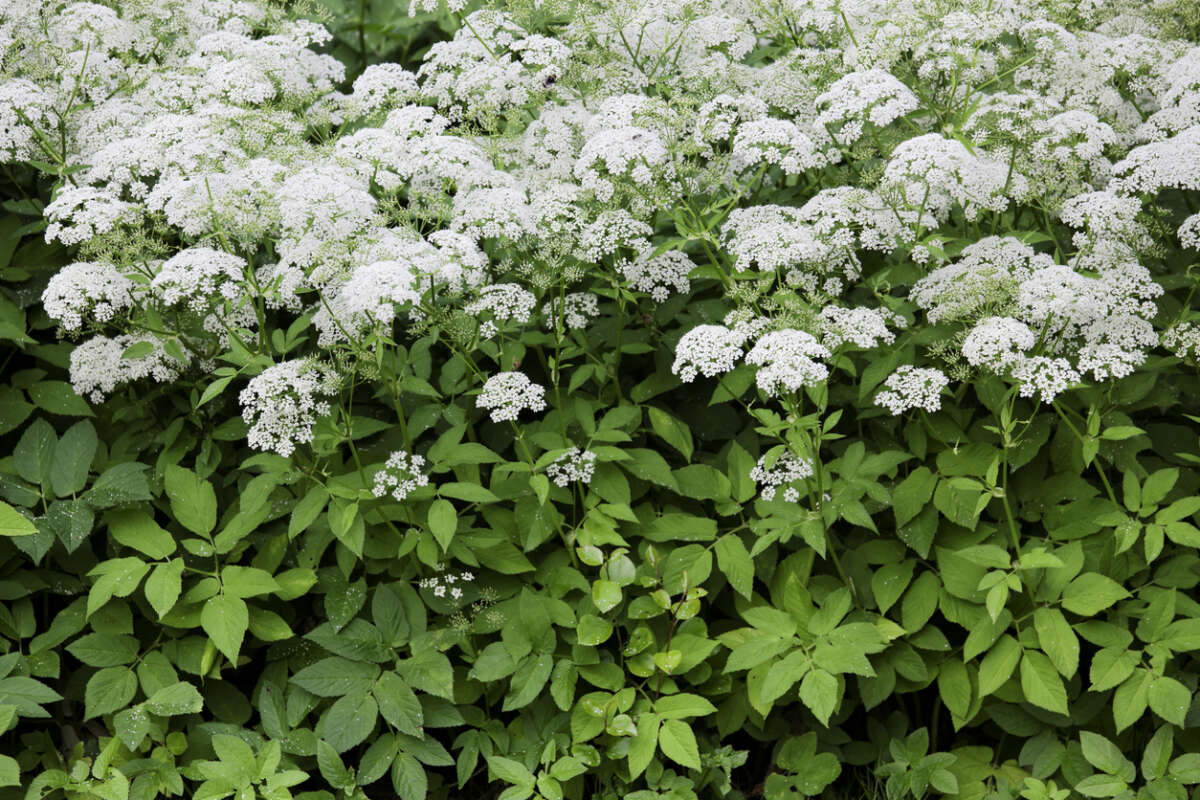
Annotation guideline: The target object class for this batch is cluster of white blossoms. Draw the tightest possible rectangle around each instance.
[816,69,920,144]
[238,360,339,457]
[546,448,597,487]
[875,366,950,415]
[750,452,814,502]
[543,292,600,331]
[372,451,431,502]
[7,0,1200,459]
[477,372,547,423]
[619,251,694,303]
[42,262,135,331]
[464,284,537,339]
[418,570,474,601]
[745,330,832,398]
[671,325,747,383]
[69,334,188,403]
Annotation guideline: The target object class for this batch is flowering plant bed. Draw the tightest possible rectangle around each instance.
[1,0,1200,798]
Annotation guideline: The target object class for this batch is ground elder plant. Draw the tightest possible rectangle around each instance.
[4,0,1200,799]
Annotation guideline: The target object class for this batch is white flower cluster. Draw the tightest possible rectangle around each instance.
[671,325,746,383]
[44,186,138,246]
[750,452,814,502]
[69,334,188,403]
[816,69,920,144]
[239,360,339,457]
[477,372,547,422]
[620,250,694,302]
[418,570,474,601]
[730,119,830,175]
[10,0,1200,451]
[875,366,950,415]
[546,448,597,487]
[819,306,903,350]
[543,293,600,331]
[745,330,832,398]
[314,260,422,347]
[465,284,537,339]
[42,262,135,331]
[881,134,1028,221]
[372,451,430,502]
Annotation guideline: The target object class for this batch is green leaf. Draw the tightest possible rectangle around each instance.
[1080,731,1134,778]
[1061,573,1129,616]
[1020,650,1068,715]
[1148,676,1191,727]
[628,712,659,779]
[66,633,139,667]
[294,657,382,698]
[503,653,553,711]
[648,407,693,461]
[655,693,718,719]
[85,462,152,508]
[1033,607,1079,678]
[85,666,137,719]
[937,659,972,721]
[576,615,613,646]
[1089,647,1138,693]
[289,485,328,539]
[0,755,15,788]
[487,756,535,789]
[871,561,915,615]
[13,418,55,487]
[658,718,701,770]
[592,580,621,613]
[106,509,175,559]
[50,420,96,496]
[799,668,838,725]
[29,381,93,417]
[318,692,379,753]
[163,464,217,537]
[392,752,427,800]
[398,649,454,700]
[144,559,183,619]
[221,565,280,599]
[1075,775,1128,797]
[0,501,36,537]
[437,482,500,503]
[1142,725,1174,781]
[1113,669,1152,732]
[201,593,248,664]
[114,705,150,750]
[145,682,203,716]
[374,672,423,736]
[428,498,456,551]
[978,635,1021,697]
[892,467,936,527]
[1170,754,1200,784]
[714,534,754,599]
[87,557,150,617]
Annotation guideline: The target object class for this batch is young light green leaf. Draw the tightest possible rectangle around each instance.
[201,593,248,664]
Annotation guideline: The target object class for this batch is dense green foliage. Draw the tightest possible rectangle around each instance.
[4,1,1200,800]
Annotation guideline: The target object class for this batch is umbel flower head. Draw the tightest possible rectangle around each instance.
[239,359,339,457]
[372,451,430,501]
[477,371,547,422]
